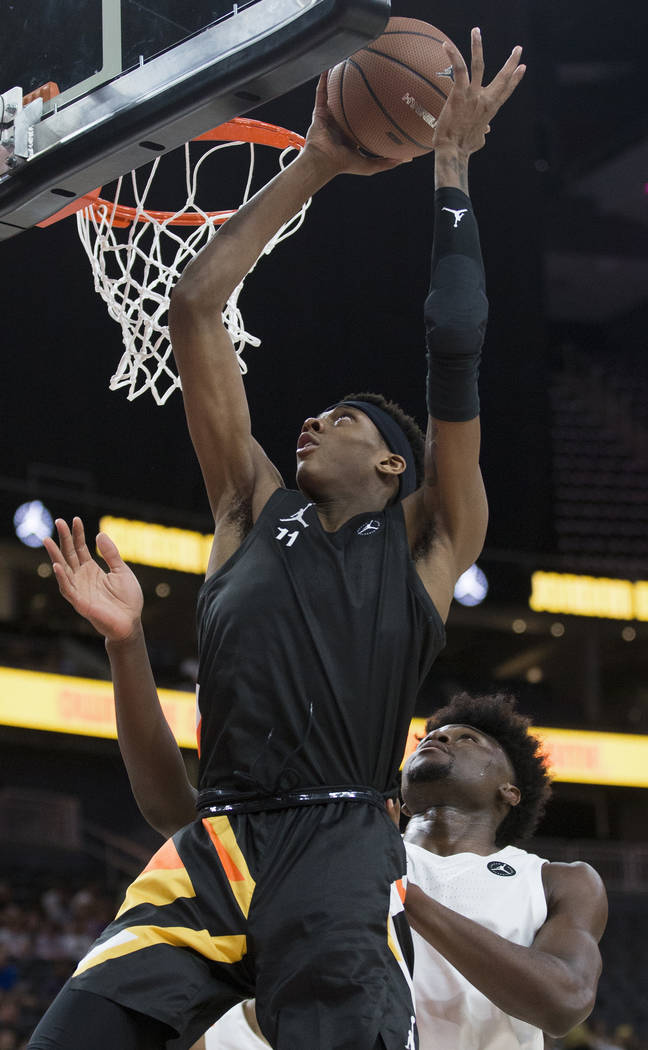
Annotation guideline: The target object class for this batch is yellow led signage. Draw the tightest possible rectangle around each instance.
[403,718,648,788]
[99,516,212,575]
[0,666,197,749]
[2,669,648,788]
[530,571,648,621]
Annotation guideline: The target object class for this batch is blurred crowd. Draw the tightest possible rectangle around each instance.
[556,1019,648,1050]
[0,878,644,1049]
[0,879,114,1048]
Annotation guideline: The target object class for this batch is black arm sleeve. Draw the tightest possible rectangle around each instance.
[424,186,488,422]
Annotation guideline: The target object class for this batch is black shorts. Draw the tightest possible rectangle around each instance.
[68,798,417,1050]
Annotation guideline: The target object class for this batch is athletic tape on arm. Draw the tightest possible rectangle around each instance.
[424,187,488,422]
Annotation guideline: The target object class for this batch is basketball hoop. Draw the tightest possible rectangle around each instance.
[71,118,309,404]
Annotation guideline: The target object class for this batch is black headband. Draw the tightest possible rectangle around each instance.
[333,400,417,499]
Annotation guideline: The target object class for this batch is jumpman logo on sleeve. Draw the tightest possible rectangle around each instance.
[442,206,468,228]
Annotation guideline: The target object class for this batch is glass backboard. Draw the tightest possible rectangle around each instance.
[0,0,390,239]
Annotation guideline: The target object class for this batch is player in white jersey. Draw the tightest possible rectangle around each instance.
[401,691,607,1050]
[203,691,607,1050]
[200,1001,268,1050]
[198,692,607,1050]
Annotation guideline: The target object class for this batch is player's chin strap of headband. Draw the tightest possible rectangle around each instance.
[332,400,417,499]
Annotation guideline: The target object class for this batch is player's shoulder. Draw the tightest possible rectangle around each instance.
[541,859,606,905]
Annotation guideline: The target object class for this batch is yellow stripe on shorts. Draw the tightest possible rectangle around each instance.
[74,925,247,976]
[116,837,196,919]
[202,815,256,919]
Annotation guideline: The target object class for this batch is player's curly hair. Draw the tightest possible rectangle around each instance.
[341,392,425,488]
[425,692,553,846]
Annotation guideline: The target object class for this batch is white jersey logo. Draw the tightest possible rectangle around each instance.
[442,206,468,228]
[356,519,382,536]
[275,502,313,547]
[487,860,517,877]
[275,527,299,547]
[405,1015,417,1050]
[279,502,313,528]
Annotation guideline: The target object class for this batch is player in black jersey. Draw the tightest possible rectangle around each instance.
[30,30,525,1050]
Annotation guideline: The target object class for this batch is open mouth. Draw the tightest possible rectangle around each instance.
[297,433,319,455]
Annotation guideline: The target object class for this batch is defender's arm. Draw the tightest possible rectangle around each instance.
[44,519,196,839]
[405,861,607,1037]
[106,626,198,839]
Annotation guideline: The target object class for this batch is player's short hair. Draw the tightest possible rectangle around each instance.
[425,692,552,846]
[341,392,425,488]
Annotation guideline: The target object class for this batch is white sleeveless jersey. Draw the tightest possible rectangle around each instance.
[204,1002,268,1050]
[405,841,548,1050]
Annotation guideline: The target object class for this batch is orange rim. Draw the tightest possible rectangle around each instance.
[39,118,305,230]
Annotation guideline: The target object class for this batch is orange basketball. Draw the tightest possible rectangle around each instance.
[327,17,457,161]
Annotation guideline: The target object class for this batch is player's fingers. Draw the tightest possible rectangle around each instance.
[315,71,329,109]
[490,45,524,95]
[470,27,484,90]
[483,59,525,119]
[43,538,76,594]
[442,39,468,92]
[42,534,70,575]
[385,798,401,827]
[55,518,80,568]
[71,516,92,564]
[489,62,526,111]
[51,561,77,600]
[96,532,126,573]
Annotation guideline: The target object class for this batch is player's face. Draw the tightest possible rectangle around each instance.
[295,405,389,496]
[401,723,515,808]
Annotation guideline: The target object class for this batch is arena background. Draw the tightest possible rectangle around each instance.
[1,0,647,1045]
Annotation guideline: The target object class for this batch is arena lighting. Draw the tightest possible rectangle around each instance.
[2,666,648,788]
[13,500,54,548]
[453,563,488,607]
[530,571,648,621]
[0,666,198,748]
[99,516,212,574]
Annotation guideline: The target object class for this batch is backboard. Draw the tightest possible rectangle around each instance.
[0,0,390,240]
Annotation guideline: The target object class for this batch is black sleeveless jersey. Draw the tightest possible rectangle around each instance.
[195,489,445,797]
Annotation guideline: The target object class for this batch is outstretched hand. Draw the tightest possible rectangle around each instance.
[43,517,143,643]
[432,28,526,158]
[302,73,405,178]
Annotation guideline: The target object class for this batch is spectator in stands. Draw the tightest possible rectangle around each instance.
[0,948,18,992]
[0,908,31,961]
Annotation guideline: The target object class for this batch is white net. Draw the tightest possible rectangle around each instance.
[76,130,310,405]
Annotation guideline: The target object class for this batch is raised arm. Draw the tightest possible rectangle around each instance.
[169,76,401,551]
[404,861,607,1037]
[404,30,526,620]
[44,518,197,839]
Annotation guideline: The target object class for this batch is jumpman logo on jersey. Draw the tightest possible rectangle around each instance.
[442,206,468,228]
[276,502,313,547]
[279,503,313,528]
[487,860,517,877]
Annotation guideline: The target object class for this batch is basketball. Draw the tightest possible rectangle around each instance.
[326,17,458,161]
